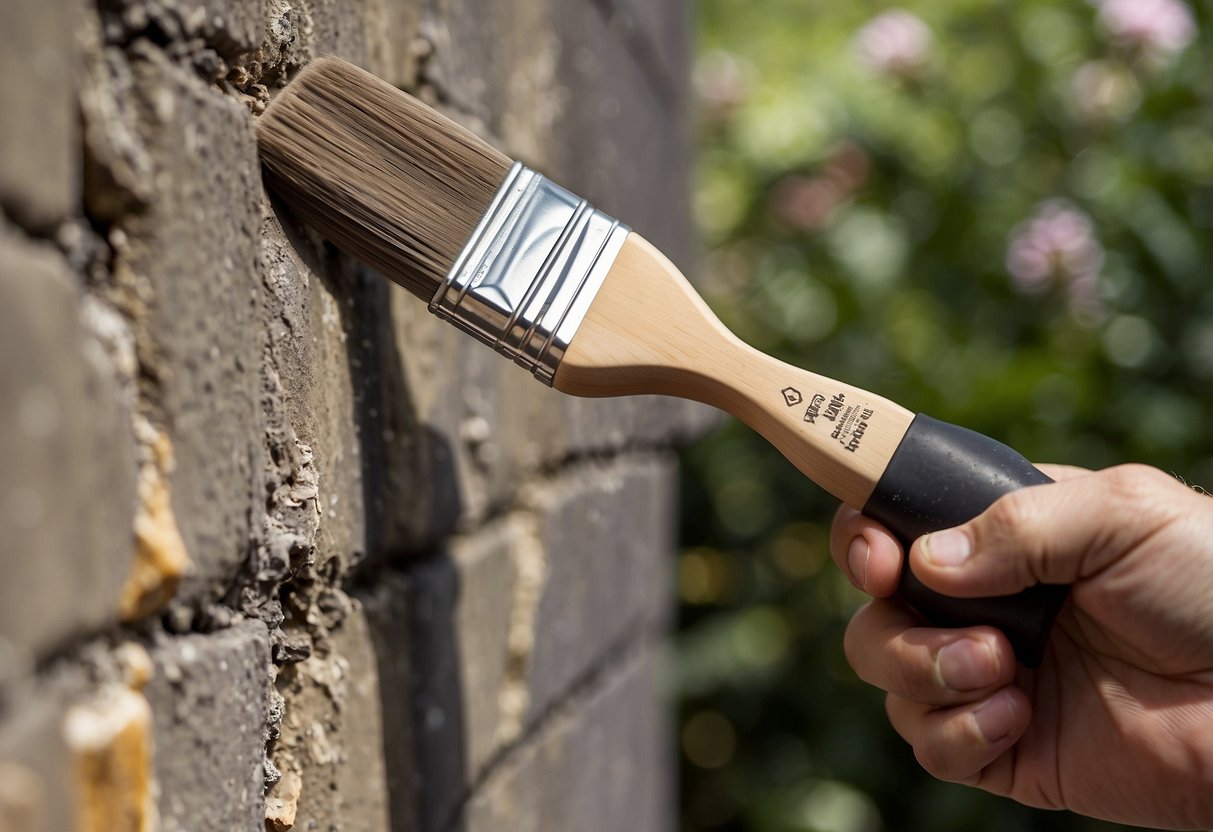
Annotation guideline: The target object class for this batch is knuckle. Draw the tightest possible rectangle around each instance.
[974,492,1047,587]
[892,667,929,702]
[984,492,1033,538]
[1103,463,1169,505]
[979,490,1037,542]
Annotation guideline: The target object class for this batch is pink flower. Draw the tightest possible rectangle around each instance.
[855,10,933,79]
[1006,200,1104,296]
[1098,0,1196,57]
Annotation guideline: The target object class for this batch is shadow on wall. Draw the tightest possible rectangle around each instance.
[351,284,472,832]
[364,553,472,832]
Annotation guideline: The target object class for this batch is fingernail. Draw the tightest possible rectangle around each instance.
[973,691,1019,744]
[847,537,870,591]
[922,529,971,567]
[937,639,997,691]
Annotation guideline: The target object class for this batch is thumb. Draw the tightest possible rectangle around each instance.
[907,464,1180,598]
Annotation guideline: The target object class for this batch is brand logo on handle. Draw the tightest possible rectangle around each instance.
[803,394,825,423]
[781,387,803,407]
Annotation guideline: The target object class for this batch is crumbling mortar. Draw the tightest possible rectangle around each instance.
[225,0,304,110]
[89,0,314,115]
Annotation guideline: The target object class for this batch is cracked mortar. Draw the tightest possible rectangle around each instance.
[496,513,547,746]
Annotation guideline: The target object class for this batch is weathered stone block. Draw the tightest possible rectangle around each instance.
[457,643,670,832]
[0,229,135,662]
[101,0,267,59]
[0,0,78,231]
[361,520,521,832]
[118,44,264,607]
[361,456,675,830]
[259,207,371,570]
[522,455,676,720]
[144,620,271,832]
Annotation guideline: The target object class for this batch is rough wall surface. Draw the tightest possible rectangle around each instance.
[0,0,702,829]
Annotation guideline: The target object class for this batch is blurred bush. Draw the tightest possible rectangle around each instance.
[677,1,1213,830]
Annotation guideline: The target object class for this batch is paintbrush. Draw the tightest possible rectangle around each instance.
[256,57,1067,667]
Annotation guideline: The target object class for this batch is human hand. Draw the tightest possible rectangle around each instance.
[830,463,1213,829]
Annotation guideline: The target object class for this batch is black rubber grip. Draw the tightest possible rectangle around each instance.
[861,414,1069,667]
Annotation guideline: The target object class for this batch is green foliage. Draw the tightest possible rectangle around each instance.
[677,1,1213,830]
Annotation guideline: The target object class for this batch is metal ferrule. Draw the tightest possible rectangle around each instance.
[429,162,630,386]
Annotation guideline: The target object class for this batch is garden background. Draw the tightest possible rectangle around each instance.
[676,1,1213,830]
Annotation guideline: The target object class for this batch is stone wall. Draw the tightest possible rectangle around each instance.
[0,0,703,828]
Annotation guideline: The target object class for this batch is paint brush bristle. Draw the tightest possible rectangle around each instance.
[255,57,513,301]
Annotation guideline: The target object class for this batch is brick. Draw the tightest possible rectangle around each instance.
[259,208,370,569]
[457,643,670,832]
[361,456,676,830]
[430,318,565,527]
[522,456,676,721]
[0,229,135,662]
[271,597,391,832]
[361,522,521,832]
[0,0,78,231]
[143,620,271,832]
[117,44,264,607]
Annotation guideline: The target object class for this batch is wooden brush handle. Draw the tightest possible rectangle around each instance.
[555,234,1066,666]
